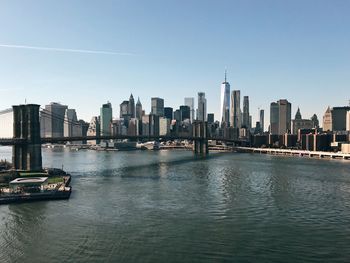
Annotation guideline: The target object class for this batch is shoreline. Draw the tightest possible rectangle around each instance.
[234,147,350,161]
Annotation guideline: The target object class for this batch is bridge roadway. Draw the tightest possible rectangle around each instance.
[0,135,242,146]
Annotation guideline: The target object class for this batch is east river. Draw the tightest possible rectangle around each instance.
[1,147,350,262]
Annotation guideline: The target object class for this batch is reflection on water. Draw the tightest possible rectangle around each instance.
[1,147,350,262]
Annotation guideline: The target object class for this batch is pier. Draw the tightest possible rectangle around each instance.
[235,147,350,160]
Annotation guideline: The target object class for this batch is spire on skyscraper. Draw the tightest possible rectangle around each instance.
[295,107,302,120]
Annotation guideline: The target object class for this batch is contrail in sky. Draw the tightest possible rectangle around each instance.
[0,44,135,56]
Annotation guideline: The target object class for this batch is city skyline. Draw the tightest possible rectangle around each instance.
[1,2,350,262]
[0,0,349,124]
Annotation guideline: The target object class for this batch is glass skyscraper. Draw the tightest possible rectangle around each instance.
[220,71,230,127]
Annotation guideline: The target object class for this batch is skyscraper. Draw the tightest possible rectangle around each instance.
[270,102,279,134]
[220,71,230,127]
[184,97,195,123]
[331,107,350,131]
[207,113,214,124]
[278,99,291,134]
[164,107,173,120]
[270,99,291,134]
[41,102,68,138]
[120,101,129,118]
[63,108,80,137]
[259,109,264,132]
[136,97,143,120]
[149,114,160,136]
[100,102,112,136]
[197,92,207,121]
[179,105,191,121]
[230,90,241,128]
[159,117,170,136]
[242,96,250,128]
[151,97,164,117]
[174,109,181,122]
[128,94,135,118]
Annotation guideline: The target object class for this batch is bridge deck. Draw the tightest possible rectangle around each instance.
[0,135,243,146]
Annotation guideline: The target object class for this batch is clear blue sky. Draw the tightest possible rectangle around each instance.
[0,0,349,125]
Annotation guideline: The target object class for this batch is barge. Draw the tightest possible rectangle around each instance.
[0,187,71,204]
[0,175,72,205]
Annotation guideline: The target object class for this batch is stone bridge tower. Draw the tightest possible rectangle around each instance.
[12,104,42,171]
[192,121,209,155]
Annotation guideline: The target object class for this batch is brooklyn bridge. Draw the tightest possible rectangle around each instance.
[0,104,244,171]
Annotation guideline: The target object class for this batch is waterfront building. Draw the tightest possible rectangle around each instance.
[269,99,291,135]
[242,96,250,129]
[230,90,241,128]
[197,92,207,121]
[220,72,230,127]
[41,102,68,138]
[292,108,313,134]
[260,109,264,132]
[331,107,350,131]
[151,97,164,117]
[184,97,195,123]
[323,106,332,131]
[129,94,135,118]
[87,116,100,145]
[179,105,190,121]
[136,97,143,120]
[100,102,112,136]
[284,134,298,148]
[252,134,269,147]
[207,113,214,124]
[159,117,170,136]
[164,107,173,120]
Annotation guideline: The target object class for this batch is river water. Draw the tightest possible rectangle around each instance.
[1,147,350,262]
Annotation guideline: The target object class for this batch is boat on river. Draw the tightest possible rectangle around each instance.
[0,187,71,204]
[0,176,72,204]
